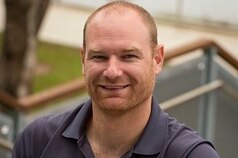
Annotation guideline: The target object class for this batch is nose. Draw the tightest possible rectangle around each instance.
[103,56,123,80]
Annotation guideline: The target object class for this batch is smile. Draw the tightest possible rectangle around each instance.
[100,85,129,90]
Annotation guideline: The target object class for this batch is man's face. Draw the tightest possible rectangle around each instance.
[82,10,163,112]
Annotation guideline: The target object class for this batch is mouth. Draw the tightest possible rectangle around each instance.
[99,84,129,90]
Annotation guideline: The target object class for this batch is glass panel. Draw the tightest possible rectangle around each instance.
[0,113,13,141]
[0,112,13,158]
[154,56,205,102]
[165,98,200,130]
[213,89,238,158]
[153,53,238,158]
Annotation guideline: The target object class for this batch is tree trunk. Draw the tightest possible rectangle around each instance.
[0,0,50,98]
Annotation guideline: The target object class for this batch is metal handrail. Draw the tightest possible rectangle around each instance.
[165,38,238,70]
[160,80,224,110]
[0,38,237,111]
[18,78,86,109]
[0,91,23,111]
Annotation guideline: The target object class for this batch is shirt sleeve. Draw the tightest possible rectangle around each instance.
[187,143,220,158]
[12,117,48,158]
[12,131,31,158]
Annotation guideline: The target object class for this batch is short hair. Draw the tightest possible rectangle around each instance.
[83,1,158,49]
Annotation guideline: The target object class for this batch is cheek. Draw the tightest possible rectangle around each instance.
[125,64,150,81]
[84,63,103,81]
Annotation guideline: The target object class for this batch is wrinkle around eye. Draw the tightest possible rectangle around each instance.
[121,54,142,62]
[124,54,139,59]
[87,55,109,61]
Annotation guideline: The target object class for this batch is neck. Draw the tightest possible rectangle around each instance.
[86,97,152,158]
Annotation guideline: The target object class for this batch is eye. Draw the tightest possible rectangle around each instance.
[89,55,108,61]
[122,54,138,60]
[93,55,106,59]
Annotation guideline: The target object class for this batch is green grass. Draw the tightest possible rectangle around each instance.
[34,41,83,93]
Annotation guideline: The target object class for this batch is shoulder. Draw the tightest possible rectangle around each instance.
[12,104,84,158]
[167,117,205,148]
[165,117,219,158]
[187,143,220,158]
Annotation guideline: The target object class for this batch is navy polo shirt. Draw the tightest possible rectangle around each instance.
[12,98,219,158]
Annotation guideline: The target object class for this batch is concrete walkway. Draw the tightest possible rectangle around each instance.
[1,1,238,60]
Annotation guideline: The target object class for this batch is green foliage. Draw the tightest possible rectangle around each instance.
[34,41,83,93]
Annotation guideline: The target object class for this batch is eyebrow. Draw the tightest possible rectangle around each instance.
[121,47,143,56]
[87,49,102,53]
[87,49,103,55]
[87,47,143,56]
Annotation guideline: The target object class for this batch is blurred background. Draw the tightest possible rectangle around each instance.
[0,0,237,157]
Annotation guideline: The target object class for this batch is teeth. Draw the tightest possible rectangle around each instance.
[103,85,126,89]
[105,86,124,88]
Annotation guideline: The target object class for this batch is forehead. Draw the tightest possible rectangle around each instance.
[85,10,150,46]
[88,7,143,25]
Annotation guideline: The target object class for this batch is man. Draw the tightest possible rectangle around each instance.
[12,1,220,158]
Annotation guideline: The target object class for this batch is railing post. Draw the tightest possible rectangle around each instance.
[0,103,24,153]
[198,46,218,143]
[11,110,25,140]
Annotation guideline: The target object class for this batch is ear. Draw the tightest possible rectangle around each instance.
[80,47,85,63]
[80,47,85,74]
[154,44,164,74]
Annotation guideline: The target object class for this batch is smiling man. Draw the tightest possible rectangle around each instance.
[12,1,220,158]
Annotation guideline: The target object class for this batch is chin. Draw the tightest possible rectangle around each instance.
[97,97,130,111]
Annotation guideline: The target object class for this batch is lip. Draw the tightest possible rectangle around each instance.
[99,84,129,90]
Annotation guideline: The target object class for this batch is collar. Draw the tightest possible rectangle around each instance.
[132,97,168,155]
[62,97,168,156]
[62,100,92,140]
